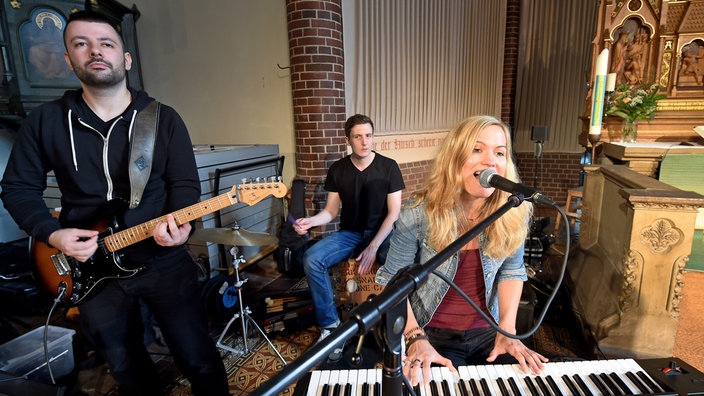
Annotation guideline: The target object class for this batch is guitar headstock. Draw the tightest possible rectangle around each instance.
[234,179,288,206]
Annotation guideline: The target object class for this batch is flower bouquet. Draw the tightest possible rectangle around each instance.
[605,83,667,143]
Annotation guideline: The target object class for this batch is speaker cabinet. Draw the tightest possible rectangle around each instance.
[531,125,549,142]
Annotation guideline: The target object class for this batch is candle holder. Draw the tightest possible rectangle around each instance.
[588,133,603,164]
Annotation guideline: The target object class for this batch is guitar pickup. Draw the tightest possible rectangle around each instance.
[51,253,71,276]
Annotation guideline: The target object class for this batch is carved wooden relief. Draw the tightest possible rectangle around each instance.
[667,255,687,317]
[619,248,643,312]
[639,218,683,254]
[610,17,655,87]
[584,0,704,142]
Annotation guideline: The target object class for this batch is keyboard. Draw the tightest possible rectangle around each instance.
[293,358,704,395]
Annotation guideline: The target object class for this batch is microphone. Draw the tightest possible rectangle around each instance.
[478,168,555,206]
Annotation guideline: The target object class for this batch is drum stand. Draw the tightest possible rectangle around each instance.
[215,246,286,365]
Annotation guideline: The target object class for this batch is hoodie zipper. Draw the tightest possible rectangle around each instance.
[69,110,138,202]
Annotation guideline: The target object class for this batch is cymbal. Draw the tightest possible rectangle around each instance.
[190,227,278,246]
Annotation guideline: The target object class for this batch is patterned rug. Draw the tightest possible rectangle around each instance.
[165,327,318,396]
[673,271,704,372]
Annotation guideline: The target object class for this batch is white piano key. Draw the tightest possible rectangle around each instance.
[440,366,460,396]
[607,358,652,394]
[476,365,499,396]
[306,370,322,396]
[496,364,528,396]
[562,361,600,395]
[457,365,472,395]
[427,366,456,396]
[310,370,331,396]
[487,365,510,396]
[338,370,349,395]
[585,360,627,395]
[355,369,366,396]
[467,364,490,396]
[347,368,358,396]
[540,361,577,396]
[374,368,382,395]
[329,370,341,395]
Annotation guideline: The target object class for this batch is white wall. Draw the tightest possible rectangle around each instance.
[128,0,296,182]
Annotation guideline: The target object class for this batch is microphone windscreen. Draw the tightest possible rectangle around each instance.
[478,168,497,188]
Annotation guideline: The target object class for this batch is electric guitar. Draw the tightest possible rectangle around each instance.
[32,179,287,306]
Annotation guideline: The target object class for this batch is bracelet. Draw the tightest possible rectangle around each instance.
[404,326,424,339]
[405,334,429,350]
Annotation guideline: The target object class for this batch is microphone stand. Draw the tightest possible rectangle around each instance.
[252,194,524,396]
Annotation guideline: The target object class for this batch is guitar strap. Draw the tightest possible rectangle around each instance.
[128,100,160,209]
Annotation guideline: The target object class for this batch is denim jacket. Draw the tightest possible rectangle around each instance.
[376,201,527,327]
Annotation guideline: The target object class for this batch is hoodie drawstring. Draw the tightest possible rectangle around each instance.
[127,109,137,141]
[67,110,79,171]
[66,108,139,173]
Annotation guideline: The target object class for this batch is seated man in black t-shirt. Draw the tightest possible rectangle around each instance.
[292,114,405,362]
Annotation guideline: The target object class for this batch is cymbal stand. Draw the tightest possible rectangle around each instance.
[216,246,287,365]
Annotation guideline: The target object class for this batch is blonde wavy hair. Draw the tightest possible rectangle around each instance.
[411,115,533,258]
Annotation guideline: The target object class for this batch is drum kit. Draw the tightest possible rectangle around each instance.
[191,224,286,365]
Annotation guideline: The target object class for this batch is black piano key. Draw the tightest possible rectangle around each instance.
[523,376,541,396]
[508,377,522,396]
[546,375,563,396]
[458,380,471,396]
[635,370,665,393]
[322,383,331,396]
[441,379,453,396]
[561,374,583,396]
[608,372,634,395]
[588,373,612,395]
[469,379,480,396]
[332,383,341,396]
[496,377,511,396]
[429,380,440,396]
[344,383,352,396]
[374,381,381,396]
[599,372,624,395]
[572,374,595,396]
[414,384,422,396]
[480,378,492,396]
[624,371,651,394]
[362,382,370,396]
[535,376,553,396]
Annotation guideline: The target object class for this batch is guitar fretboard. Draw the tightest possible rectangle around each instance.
[102,181,284,252]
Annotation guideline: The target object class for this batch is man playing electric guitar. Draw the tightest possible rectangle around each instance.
[0,10,229,396]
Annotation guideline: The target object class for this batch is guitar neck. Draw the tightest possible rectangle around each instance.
[103,192,238,252]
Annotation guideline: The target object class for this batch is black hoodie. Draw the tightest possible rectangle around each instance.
[0,87,200,265]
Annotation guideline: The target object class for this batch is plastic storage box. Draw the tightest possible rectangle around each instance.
[0,325,76,382]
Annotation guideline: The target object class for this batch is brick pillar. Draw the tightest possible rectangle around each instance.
[286,0,346,234]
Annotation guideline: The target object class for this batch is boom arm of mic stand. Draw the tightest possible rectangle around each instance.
[252,195,523,396]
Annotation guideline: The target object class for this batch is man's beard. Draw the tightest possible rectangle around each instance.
[71,58,127,88]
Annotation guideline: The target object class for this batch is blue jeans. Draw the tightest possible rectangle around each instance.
[303,229,391,327]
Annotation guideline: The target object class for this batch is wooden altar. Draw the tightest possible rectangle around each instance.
[580,0,704,145]
[569,164,704,358]
[601,141,704,177]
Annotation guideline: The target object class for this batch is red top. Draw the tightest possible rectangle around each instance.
[427,249,491,330]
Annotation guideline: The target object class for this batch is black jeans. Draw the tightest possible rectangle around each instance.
[79,248,229,396]
[425,326,518,369]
